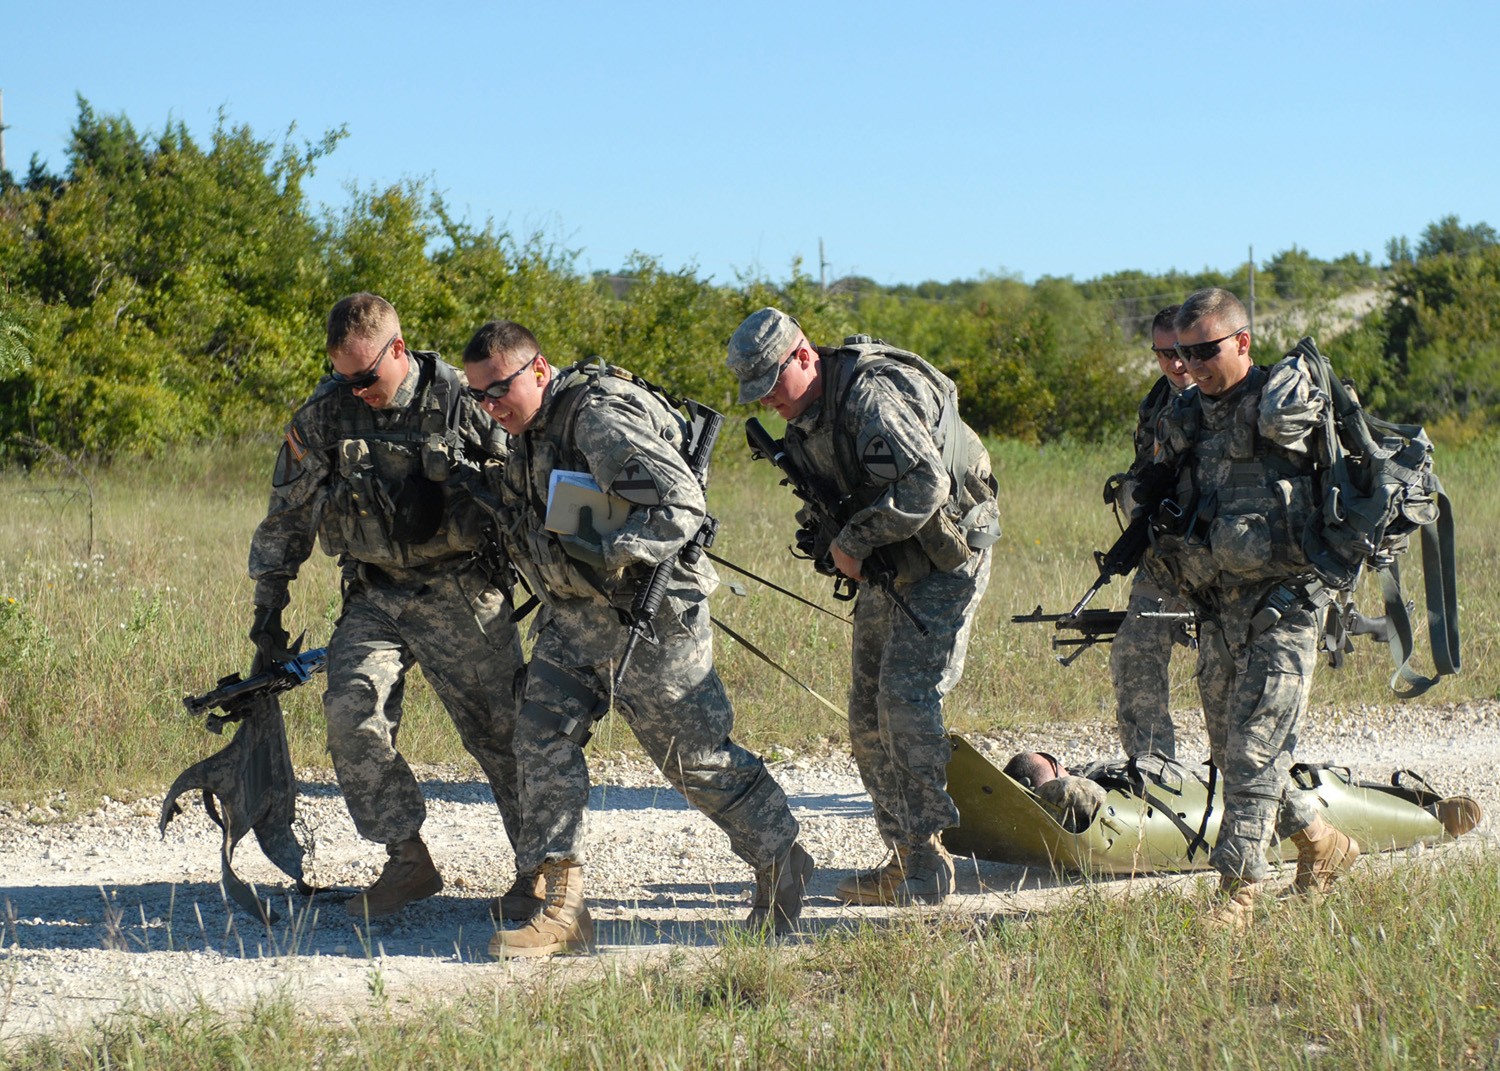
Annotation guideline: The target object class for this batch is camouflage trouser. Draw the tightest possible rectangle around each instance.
[513,597,797,875]
[1197,587,1319,883]
[1108,570,1187,759]
[849,548,991,848]
[323,563,525,847]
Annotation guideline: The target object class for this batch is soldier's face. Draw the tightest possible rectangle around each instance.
[1152,327,1192,390]
[760,340,823,420]
[1175,318,1251,398]
[330,332,408,409]
[468,351,548,434]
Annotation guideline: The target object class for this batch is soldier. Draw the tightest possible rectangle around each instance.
[1104,304,1194,760]
[1147,287,1360,927]
[248,293,530,921]
[462,321,811,958]
[726,308,999,907]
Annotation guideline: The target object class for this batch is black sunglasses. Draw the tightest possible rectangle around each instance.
[1151,345,1180,360]
[1175,326,1248,364]
[464,353,540,402]
[331,332,398,389]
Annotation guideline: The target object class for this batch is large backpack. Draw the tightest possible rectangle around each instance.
[1294,338,1460,697]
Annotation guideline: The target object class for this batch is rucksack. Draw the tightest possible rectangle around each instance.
[1294,338,1460,697]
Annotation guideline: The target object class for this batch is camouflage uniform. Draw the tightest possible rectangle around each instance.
[782,342,998,849]
[1150,355,1330,883]
[1108,376,1191,759]
[487,363,798,875]
[249,352,525,848]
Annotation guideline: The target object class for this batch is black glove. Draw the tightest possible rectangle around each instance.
[1102,472,1126,507]
[249,605,295,675]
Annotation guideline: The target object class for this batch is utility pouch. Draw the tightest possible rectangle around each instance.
[915,507,972,572]
[420,432,454,482]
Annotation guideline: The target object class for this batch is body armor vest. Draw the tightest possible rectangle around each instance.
[1151,365,1320,596]
[784,342,999,580]
[315,352,491,567]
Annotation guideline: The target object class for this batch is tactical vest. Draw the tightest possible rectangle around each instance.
[786,339,999,580]
[1133,375,1176,468]
[498,361,708,610]
[315,352,495,567]
[1150,363,1321,596]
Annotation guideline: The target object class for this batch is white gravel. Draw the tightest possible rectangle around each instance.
[1,700,1496,1043]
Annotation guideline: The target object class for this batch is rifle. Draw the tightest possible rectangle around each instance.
[183,647,329,731]
[1064,460,1185,621]
[745,416,929,636]
[1012,604,1196,666]
[611,399,723,695]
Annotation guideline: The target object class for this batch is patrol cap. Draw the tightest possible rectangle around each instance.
[726,307,801,404]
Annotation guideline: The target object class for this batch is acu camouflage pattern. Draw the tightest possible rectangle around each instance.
[248,352,525,847]
[783,348,996,848]
[1150,357,1330,883]
[486,366,798,873]
[1109,374,1191,760]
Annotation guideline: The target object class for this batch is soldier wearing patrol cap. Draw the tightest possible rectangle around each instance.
[464,320,811,958]
[727,308,1000,906]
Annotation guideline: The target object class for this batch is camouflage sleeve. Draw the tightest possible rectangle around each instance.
[832,368,948,561]
[1259,356,1328,456]
[572,389,705,573]
[247,409,333,609]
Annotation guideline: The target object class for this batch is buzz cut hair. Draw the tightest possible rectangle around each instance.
[463,320,541,367]
[1175,288,1247,335]
[326,292,399,352]
[1151,304,1182,335]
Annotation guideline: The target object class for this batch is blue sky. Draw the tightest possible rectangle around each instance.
[5,1,1495,287]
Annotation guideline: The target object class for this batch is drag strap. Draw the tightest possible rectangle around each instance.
[1126,756,1208,861]
[707,551,853,626]
[710,615,847,722]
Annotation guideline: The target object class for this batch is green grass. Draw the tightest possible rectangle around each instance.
[1,434,1496,805]
[8,853,1500,1069]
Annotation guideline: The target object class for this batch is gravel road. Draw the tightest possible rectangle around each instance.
[2,700,1496,1043]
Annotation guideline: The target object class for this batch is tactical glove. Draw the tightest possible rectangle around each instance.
[249,605,296,675]
[558,505,608,570]
[1102,472,1126,507]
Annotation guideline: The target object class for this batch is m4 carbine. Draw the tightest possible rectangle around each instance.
[1011,604,1195,666]
[183,647,328,731]
[745,417,928,635]
[1014,459,1189,664]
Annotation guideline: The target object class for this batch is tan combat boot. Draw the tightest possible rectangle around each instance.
[1433,796,1483,838]
[835,846,910,905]
[747,842,815,936]
[1290,817,1361,895]
[488,868,545,923]
[489,859,594,959]
[891,835,955,905]
[344,837,443,919]
[1205,876,1258,931]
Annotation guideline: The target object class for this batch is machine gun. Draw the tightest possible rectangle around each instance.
[1014,459,1193,665]
[610,399,723,695]
[1012,604,1196,666]
[183,647,329,732]
[745,416,928,636]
